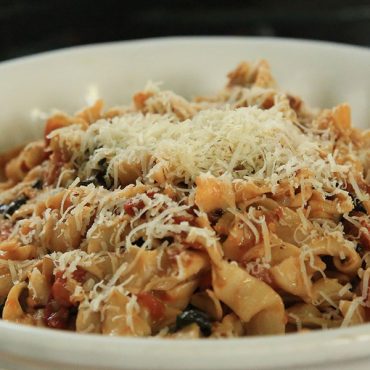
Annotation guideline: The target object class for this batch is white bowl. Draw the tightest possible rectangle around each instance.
[0,37,369,370]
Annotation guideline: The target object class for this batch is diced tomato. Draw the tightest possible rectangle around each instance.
[72,266,87,283]
[124,199,145,216]
[173,216,196,226]
[186,206,197,216]
[44,299,70,329]
[173,216,188,224]
[146,191,156,199]
[54,271,64,280]
[154,290,172,303]
[262,96,274,109]
[51,272,72,307]
[137,292,165,322]
[198,272,212,290]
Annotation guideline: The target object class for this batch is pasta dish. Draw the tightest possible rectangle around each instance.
[0,61,369,338]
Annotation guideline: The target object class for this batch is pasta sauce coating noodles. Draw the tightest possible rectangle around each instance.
[0,61,369,338]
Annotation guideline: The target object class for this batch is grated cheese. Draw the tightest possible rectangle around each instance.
[318,291,339,309]
[338,283,352,297]
[49,106,353,193]
[341,297,364,328]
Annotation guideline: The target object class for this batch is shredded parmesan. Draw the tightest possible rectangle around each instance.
[50,106,352,193]
[341,298,364,328]
[338,283,352,297]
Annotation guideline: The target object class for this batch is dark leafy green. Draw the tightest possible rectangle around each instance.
[32,179,43,189]
[175,306,212,336]
[0,196,28,216]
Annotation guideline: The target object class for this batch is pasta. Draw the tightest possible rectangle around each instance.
[0,60,369,338]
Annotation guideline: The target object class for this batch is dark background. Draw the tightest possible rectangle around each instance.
[1,0,369,61]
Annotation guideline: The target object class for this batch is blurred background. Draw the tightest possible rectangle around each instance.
[0,0,369,61]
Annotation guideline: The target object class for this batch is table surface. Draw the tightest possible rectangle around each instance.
[0,0,369,62]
